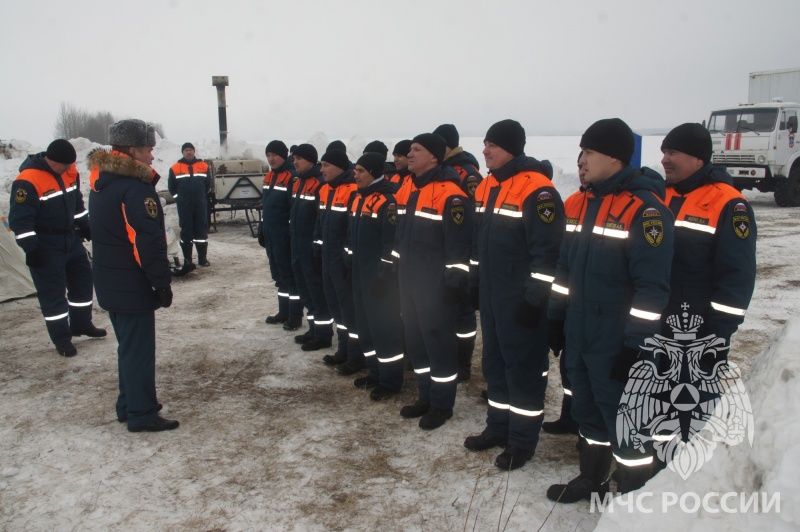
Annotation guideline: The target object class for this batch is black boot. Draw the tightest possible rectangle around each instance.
[301,337,332,351]
[616,461,654,494]
[196,242,210,266]
[495,447,534,471]
[322,351,348,366]
[419,408,452,430]
[542,418,580,435]
[180,241,193,266]
[72,323,107,338]
[294,328,314,344]
[283,317,303,331]
[55,340,77,357]
[546,439,612,503]
[457,337,475,382]
[464,429,508,452]
[400,400,430,418]
[265,312,288,324]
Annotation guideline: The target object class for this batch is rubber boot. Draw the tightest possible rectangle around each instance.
[180,241,194,265]
[546,438,612,503]
[457,337,475,382]
[616,461,654,494]
[196,241,209,266]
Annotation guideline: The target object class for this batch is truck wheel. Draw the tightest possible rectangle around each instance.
[774,165,800,207]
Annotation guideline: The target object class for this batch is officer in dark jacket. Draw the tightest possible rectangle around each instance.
[347,152,405,399]
[314,149,362,368]
[661,123,757,354]
[547,118,673,501]
[396,133,472,430]
[9,139,106,357]
[290,144,334,351]
[262,140,303,330]
[433,124,484,382]
[88,119,178,433]
[168,142,211,273]
[464,119,564,471]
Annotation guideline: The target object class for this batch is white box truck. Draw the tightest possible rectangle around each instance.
[707,68,800,206]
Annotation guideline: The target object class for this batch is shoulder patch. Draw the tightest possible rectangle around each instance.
[14,188,27,203]
[537,191,553,201]
[386,203,397,225]
[733,202,748,213]
[537,201,556,223]
[450,199,465,225]
[643,219,664,247]
[465,175,479,197]
[642,207,661,218]
[733,215,750,239]
[144,197,159,219]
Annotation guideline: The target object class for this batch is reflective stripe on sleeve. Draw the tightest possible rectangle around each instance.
[630,307,661,320]
[391,250,400,259]
[470,259,479,266]
[563,389,573,396]
[456,330,477,339]
[445,264,469,272]
[531,272,555,283]
[675,220,716,234]
[16,231,36,240]
[74,210,88,219]
[364,350,377,357]
[551,283,569,295]
[711,301,747,316]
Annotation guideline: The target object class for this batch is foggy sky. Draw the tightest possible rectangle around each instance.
[2,0,799,148]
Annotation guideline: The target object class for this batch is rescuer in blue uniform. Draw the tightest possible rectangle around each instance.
[347,152,405,399]
[168,142,212,274]
[396,133,472,430]
[89,119,178,433]
[290,144,334,351]
[314,149,362,368]
[433,123,484,382]
[9,139,106,357]
[463,119,564,471]
[261,140,303,331]
[660,123,757,359]
[547,118,674,502]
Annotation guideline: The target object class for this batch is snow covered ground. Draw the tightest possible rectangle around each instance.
[0,135,797,531]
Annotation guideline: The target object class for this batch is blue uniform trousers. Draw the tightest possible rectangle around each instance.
[109,310,161,428]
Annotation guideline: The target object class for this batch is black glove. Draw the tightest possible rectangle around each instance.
[25,250,44,268]
[442,285,467,305]
[515,300,541,328]
[312,255,322,274]
[257,225,265,248]
[78,225,91,242]
[547,319,566,357]
[469,286,480,311]
[610,346,641,382]
[155,286,173,308]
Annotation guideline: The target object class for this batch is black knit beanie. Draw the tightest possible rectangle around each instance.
[326,140,347,153]
[392,139,412,157]
[181,142,195,152]
[411,133,446,164]
[356,152,386,179]
[580,118,634,165]
[321,149,350,171]
[363,140,389,157]
[265,140,288,159]
[433,124,459,149]
[45,139,76,164]
[292,143,318,164]
[662,123,712,164]
[484,119,526,157]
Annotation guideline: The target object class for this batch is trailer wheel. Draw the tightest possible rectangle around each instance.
[774,164,800,207]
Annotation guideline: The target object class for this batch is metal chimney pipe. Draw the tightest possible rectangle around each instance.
[211,76,229,148]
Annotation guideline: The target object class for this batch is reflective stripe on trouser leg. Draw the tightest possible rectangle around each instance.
[29,255,71,345]
[64,242,95,331]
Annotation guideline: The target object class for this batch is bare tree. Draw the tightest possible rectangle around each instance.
[53,101,89,140]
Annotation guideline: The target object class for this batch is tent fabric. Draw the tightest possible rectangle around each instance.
[0,216,36,303]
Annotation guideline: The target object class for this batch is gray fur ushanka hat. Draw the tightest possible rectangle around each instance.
[108,119,156,147]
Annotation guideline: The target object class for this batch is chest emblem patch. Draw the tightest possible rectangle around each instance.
[537,202,556,223]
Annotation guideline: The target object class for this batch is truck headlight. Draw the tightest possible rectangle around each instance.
[758,155,766,164]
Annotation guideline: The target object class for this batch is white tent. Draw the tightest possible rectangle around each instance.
[0,216,36,302]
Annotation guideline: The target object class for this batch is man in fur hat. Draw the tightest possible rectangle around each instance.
[88,119,179,433]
